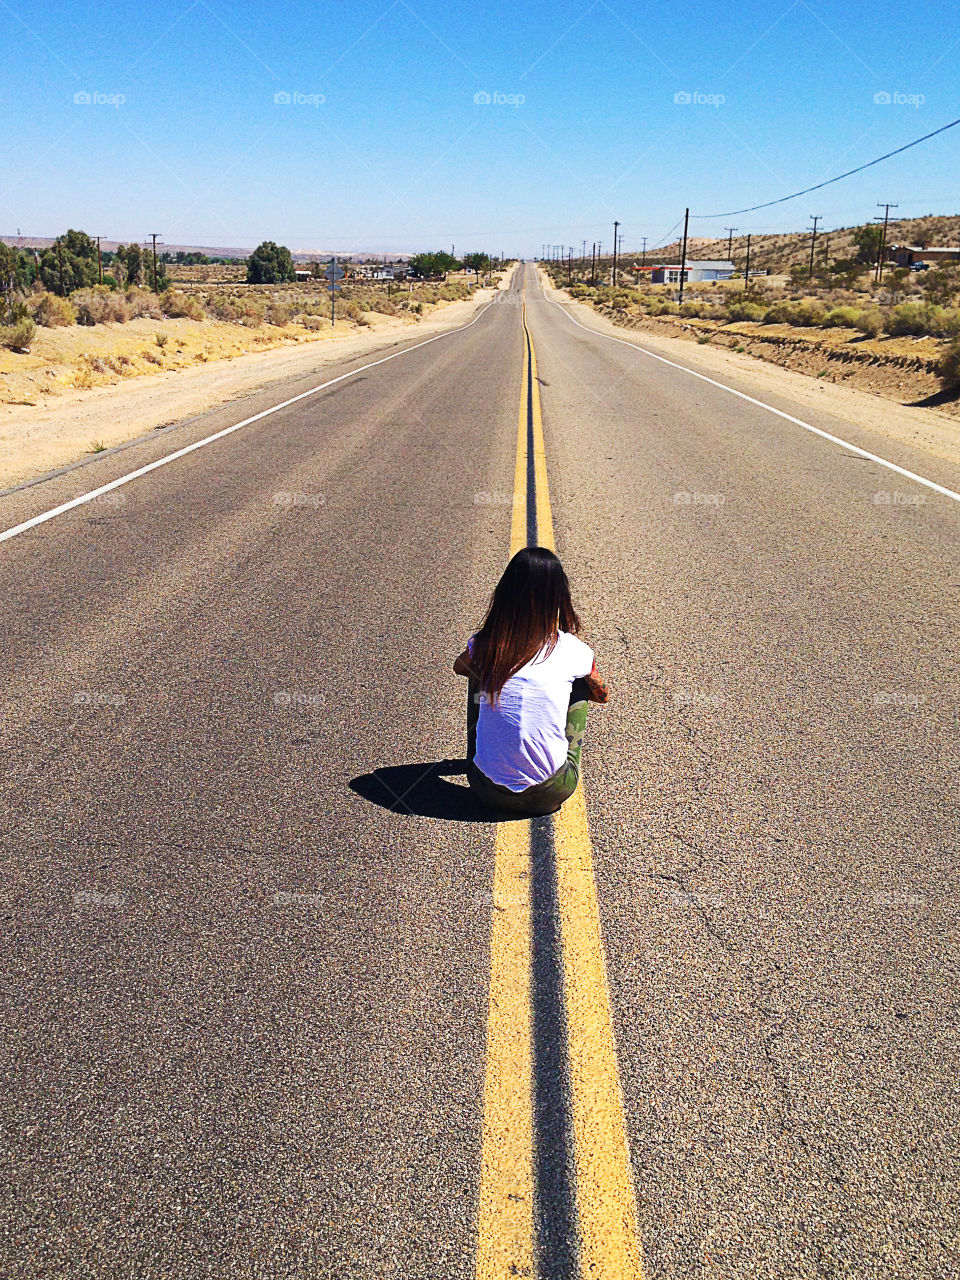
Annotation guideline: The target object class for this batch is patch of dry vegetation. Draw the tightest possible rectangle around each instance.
[0,275,492,406]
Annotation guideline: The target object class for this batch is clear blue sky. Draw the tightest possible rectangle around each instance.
[2,0,958,256]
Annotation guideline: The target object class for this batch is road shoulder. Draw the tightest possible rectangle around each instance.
[0,292,494,490]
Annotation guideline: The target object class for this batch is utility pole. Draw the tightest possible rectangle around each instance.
[744,233,752,285]
[724,226,738,259]
[640,236,648,268]
[582,238,587,268]
[807,214,821,277]
[677,207,690,303]
[149,232,161,292]
[96,235,103,285]
[612,220,620,287]
[591,241,597,285]
[874,202,898,283]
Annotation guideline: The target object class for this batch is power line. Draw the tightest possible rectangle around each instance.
[651,217,683,251]
[691,116,960,218]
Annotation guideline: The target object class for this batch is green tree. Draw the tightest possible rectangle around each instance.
[246,241,296,284]
[0,242,22,298]
[852,225,883,266]
[62,229,98,261]
[147,253,167,292]
[37,228,100,295]
[118,244,144,287]
[409,250,461,279]
[39,238,98,295]
[462,251,491,282]
[0,244,31,329]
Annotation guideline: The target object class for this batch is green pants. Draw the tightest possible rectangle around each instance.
[466,679,589,817]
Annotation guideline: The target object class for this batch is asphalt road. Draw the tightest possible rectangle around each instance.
[1,262,958,1278]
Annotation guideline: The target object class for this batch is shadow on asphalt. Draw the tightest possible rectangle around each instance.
[349,759,503,822]
[349,773,578,1250]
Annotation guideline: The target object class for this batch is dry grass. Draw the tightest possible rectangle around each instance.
[0,274,500,407]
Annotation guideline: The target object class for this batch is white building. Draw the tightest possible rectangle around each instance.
[650,259,735,284]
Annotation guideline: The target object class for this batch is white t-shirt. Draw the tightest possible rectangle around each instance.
[469,630,594,791]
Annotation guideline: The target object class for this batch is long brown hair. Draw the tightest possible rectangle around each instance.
[470,546,581,703]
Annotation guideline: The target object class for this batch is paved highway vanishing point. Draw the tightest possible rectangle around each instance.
[1,263,958,1278]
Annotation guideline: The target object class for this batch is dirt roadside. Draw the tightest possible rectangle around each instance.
[538,271,960,473]
[0,286,500,490]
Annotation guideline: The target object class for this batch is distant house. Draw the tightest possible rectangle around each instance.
[887,243,960,267]
[649,259,735,284]
[354,263,400,280]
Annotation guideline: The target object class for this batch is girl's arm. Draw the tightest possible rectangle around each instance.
[584,659,610,703]
[453,648,475,677]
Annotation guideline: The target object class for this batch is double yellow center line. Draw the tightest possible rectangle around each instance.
[475,282,644,1278]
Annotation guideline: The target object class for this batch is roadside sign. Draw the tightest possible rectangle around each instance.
[325,257,343,327]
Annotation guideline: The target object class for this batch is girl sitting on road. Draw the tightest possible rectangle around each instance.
[454,546,609,817]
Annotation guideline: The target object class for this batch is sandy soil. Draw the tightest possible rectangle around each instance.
[0,290,496,490]
[539,272,960,473]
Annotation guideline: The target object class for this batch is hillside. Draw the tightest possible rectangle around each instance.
[615,214,960,273]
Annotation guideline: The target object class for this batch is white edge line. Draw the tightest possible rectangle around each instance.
[544,288,960,507]
[0,299,497,546]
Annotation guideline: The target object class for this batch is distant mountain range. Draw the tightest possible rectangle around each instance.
[0,235,409,263]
